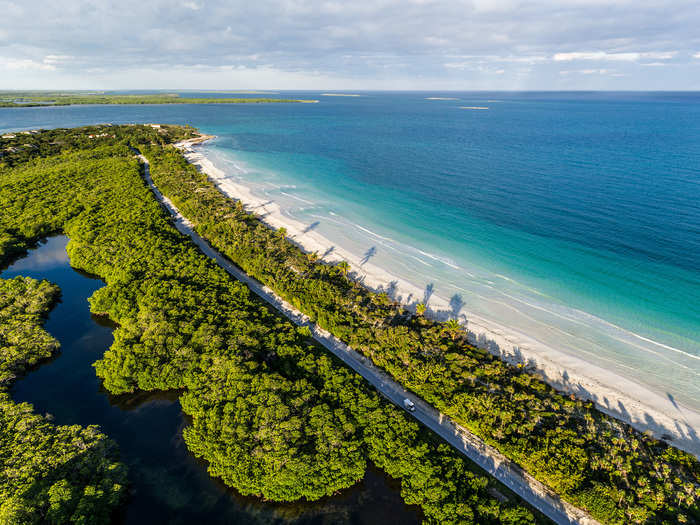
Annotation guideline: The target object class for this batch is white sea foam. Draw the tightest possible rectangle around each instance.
[279,191,315,205]
[351,222,398,243]
[410,255,433,267]
[416,248,461,270]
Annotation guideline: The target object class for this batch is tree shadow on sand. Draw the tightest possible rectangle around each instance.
[423,283,434,305]
[302,221,320,234]
[360,246,377,266]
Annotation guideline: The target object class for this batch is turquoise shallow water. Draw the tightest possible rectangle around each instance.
[1,91,698,410]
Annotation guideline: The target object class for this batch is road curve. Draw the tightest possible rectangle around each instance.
[137,152,600,525]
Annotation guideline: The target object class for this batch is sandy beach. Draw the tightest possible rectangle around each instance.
[175,136,700,457]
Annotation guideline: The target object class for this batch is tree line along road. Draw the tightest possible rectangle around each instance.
[137,152,600,525]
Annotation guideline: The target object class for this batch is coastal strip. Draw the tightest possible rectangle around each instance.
[137,150,599,525]
[177,137,700,458]
[0,92,319,108]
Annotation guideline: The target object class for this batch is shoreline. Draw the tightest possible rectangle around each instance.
[175,135,700,457]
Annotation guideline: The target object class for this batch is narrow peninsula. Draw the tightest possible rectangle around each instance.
[0,92,318,108]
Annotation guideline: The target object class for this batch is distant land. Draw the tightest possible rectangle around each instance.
[190,90,281,94]
[0,92,317,108]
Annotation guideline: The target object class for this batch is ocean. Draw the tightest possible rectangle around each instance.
[2,91,698,412]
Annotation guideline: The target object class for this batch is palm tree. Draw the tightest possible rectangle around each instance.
[415,303,427,316]
[443,318,462,340]
[336,260,350,277]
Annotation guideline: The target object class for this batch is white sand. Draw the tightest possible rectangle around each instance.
[175,136,700,457]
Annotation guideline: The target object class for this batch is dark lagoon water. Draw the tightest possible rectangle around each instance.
[0,91,697,409]
[2,236,421,525]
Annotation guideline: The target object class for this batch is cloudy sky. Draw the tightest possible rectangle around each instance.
[1,0,699,90]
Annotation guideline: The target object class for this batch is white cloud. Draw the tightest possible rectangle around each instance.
[443,55,547,69]
[555,52,634,61]
[443,62,471,69]
[499,56,548,64]
[553,51,676,62]
[2,57,55,71]
[560,68,612,75]
[470,0,520,13]
[647,51,678,60]
[43,54,73,65]
[694,52,700,59]
[182,1,202,10]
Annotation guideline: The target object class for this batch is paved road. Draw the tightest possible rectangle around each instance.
[138,153,599,525]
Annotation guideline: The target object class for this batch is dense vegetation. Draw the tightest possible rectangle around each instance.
[0,277,127,524]
[142,139,700,523]
[0,278,59,388]
[0,125,541,524]
[0,92,316,108]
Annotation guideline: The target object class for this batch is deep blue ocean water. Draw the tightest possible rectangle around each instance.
[1,91,698,410]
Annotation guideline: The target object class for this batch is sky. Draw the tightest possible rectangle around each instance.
[1,0,699,90]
